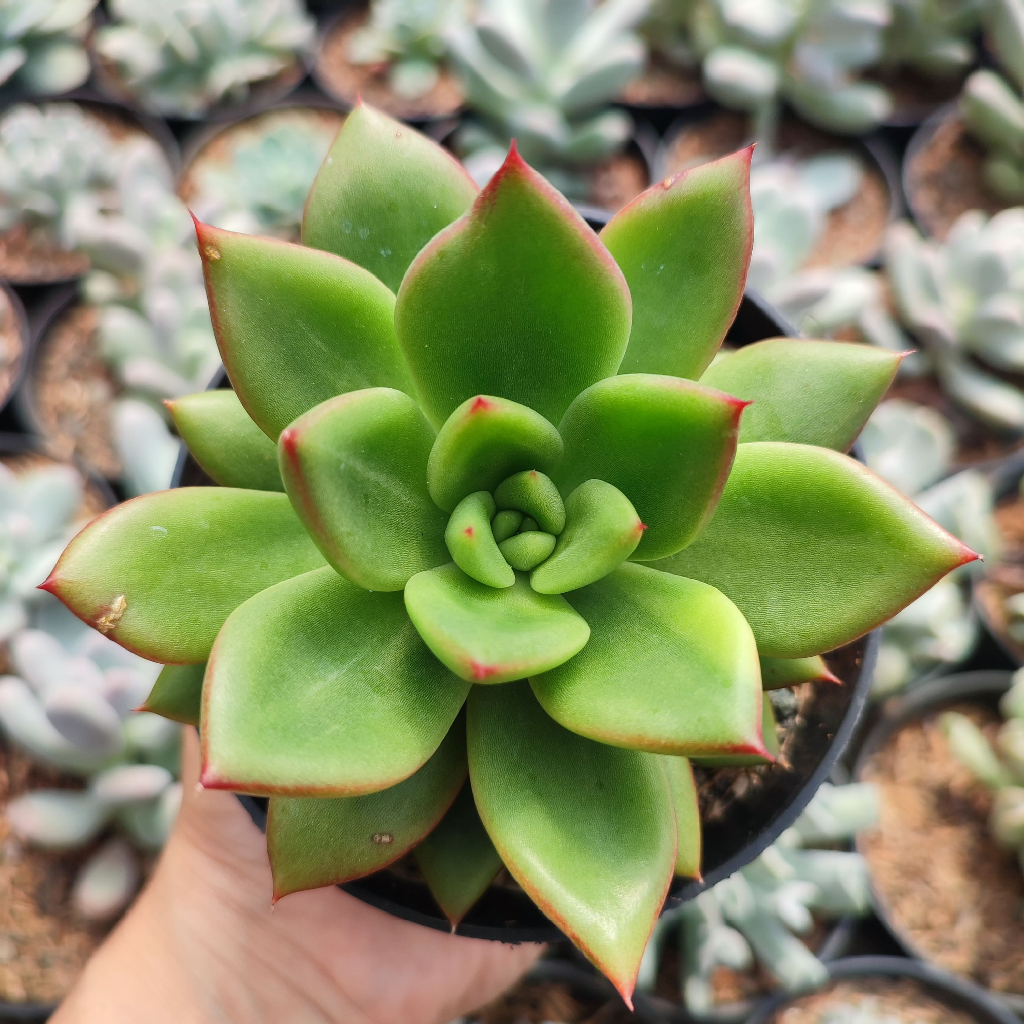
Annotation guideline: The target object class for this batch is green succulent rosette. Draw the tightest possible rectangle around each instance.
[42,103,976,1003]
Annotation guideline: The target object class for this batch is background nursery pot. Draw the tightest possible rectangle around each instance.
[854,672,1024,1017]
[746,956,1021,1024]
[172,289,878,944]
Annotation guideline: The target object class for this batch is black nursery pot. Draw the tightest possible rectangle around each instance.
[173,284,876,943]
[745,956,1020,1024]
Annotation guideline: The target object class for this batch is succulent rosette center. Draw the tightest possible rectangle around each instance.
[40,103,977,1004]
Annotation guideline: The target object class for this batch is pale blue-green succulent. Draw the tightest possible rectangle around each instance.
[0,0,98,96]
[879,0,981,81]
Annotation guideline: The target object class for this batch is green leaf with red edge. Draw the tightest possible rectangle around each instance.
[468,681,676,1006]
[404,563,590,684]
[415,783,504,929]
[699,339,903,450]
[760,655,839,690]
[167,390,283,492]
[201,566,470,796]
[301,102,478,293]
[556,375,746,561]
[278,389,448,592]
[531,563,765,758]
[690,695,776,768]
[600,149,753,380]
[42,489,326,664]
[446,491,514,588]
[141,663,205,726]
[394,145,632,429]
[267,714,467,900]
[427,395,564,513]
[531,479,644,595]
[659,755,701,879]
[196,223,410,439]
[653,442,979,658]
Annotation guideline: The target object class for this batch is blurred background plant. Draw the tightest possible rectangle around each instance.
[636,782,878,1018]
[0,0,98,96]
[877,0,981,84]
[93,0,316,118]
[448,0,651,197]
[348,0,469,101]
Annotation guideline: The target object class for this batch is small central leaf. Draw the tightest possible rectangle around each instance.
[404,563,590,684]
[445,492,514,588]
[498,531,556,570]
[494,470,566,534]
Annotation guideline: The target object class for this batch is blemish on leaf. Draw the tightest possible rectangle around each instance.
[95,594,127,635]
[372,833,393,845]
[150,525,167,537]
[358,226,370,239]
[341,220,352,234]
[203,245,221,261]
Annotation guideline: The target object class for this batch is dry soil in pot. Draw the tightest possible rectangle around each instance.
[619,56,704,110]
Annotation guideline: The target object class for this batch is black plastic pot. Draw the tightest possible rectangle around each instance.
[656,107,903,269]
[173,282,876,943]
[747,956,1020,1024]
[0,1000,54,1023]
[853,671,1024,1019]
[0,283,31,430]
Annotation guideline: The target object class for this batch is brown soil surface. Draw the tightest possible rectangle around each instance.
[976,493,1024,663]
[315,9,463,120]
[30,304,119,479]
[0,743,107,1005]
[620,57,704,107]
[471,978,610,1024]
[585,151,648,213]
[886,373,1024,467]
[860,707,1024,995]
[661,111,889,267]
[868,68,966,126]
[769,977,979,1024]
[906,113,1005,241]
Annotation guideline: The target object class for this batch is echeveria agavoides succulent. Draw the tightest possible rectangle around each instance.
[41,101,977,1002]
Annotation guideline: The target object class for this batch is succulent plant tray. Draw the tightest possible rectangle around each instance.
[859,706,1024,999]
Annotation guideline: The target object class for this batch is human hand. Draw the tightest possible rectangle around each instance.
[52,727,542,1024]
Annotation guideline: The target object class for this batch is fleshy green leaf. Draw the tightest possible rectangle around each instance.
[279,389,448,592]
[468,682,676,1005]
[654,443,979,658]
[202,567,470,795]
[404,564,590,684]
[415,783,503,929]
[498,531,556,570]
[532,564,765,757]
[196,222,411,439]
[427,395,564,513]
[491,509,524,542]
[556,375,746,560]
[446,491,514,589]
[301,102,478,293]
[659,755,701,879]
[690,695,776,767]
[267,716,467,899]
[167,390,283,492]
[531,479,644,594]
[141,663,205,726]
[760,655,839,690]
[43,489,325,664]
[493,470,566,535]
[699,339,903,450]
[394,145,632,428]
[600,149,753,379]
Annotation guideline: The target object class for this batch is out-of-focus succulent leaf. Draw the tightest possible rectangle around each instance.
[202,566,469,796]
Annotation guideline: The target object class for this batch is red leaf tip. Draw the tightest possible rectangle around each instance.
[37,576,57,595]
[469,660,499,681]
[470,396,493,414]
[464,526,474,537]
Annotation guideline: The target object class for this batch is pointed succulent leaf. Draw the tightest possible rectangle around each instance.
[141,663,205,726]
[43,489,325,664]
[415,784,504,929]
[557,375,746,560]
[600,149,753,379]
[196,223,411,439]
[301,103,478,293]
[532,564,764,757]
[168,390,283,492]
[427,395,564,513]
[394,146,632,428]
[531,479,644,594]
[498,531,556,570]
[759,655,839,690]
[491,509,523,542]
[404,563,590,683]
[202,567,470,796]
[493,470,566,535]
[468,681,676,1005]
[660,755,701,879]
[278,389,448,592]
[654,443,979,658]
[699,339,902,450]
[267,717,467,899]
[446,491,513,588]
